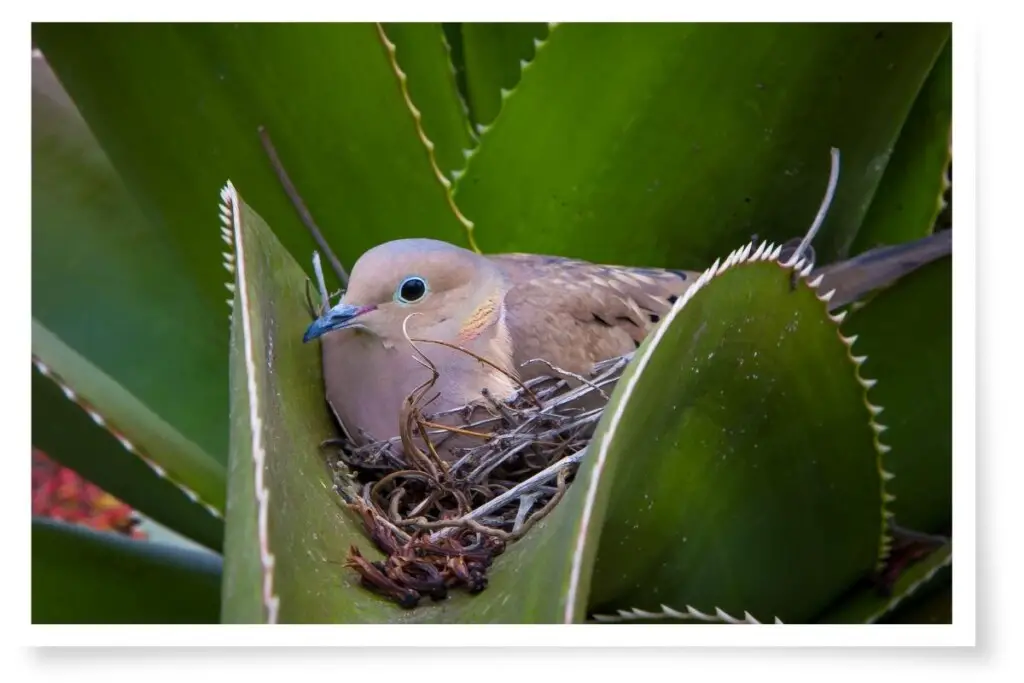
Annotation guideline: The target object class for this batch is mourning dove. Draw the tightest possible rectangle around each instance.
[303,230,951,461]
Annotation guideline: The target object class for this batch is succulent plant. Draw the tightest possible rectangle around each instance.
[31,22,952,625]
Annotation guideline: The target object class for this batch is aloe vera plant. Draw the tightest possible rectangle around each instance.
[31,22,953,625]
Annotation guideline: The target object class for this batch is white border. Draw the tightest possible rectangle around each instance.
[10,0,1004,671]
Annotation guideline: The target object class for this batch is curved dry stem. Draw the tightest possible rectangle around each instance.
[409,337,541,406]
[783,146,841,268]
[258,126,349,286]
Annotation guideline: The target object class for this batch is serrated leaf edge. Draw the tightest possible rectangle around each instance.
[220,180,279,625]
[30,357,223,520]
[565,238,777,622]
[565,239,893,621]
[831,331,896,571]
[591,603,784,625]
[375,22,480,255]
[220,199,236,319]
[490,24,552,128]
[935,133,952,220]
[452,24,557,196]
[810,269,895,571]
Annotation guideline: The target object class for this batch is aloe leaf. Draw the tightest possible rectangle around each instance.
[33,322,224,551]
[220,184,415,623]
[455,23,950,266]
[381,22,476,176]
[32,518,222,624]
[851,39,952,254]
[841,256,952,533]
[818,543,952,623]
[461,22,549,127]
[572,247,889,624]
[33,23,468,296]
[32,54,230,476]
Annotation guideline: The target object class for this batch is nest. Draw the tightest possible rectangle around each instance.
[322,343,633,609]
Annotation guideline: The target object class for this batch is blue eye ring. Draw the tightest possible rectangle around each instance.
[395,276,428,304]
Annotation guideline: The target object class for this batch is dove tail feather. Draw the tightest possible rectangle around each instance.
[815,230,952,311]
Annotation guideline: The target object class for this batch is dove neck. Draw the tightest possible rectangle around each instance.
[414,279,518,405]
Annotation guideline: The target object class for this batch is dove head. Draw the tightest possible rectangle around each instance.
[303,238,508,347]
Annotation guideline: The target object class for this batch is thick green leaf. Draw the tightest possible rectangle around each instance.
[33,23,467,298]
[32,324,224,552]
[818,543,952,624]
[220,185,407,623]
[382,22,475,177]
[220,186,629,624]
[32,55,230,472]
[578,251,886,623]
[461,23,549,127]
[851,39,952,254]
[842,256,952,533]
[455,23,950,267]
[32,518,222,624]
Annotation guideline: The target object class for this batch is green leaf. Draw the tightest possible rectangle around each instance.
[32,321,224,551]
[381,22,475,177]
[220,184,406,623]
[32,54,230,471]
[454,23,950,267]
[841,256,952,533]
[576,249,887,624]
[33,23,467,297]
[32,518,222,624]
[461,22,549,127]
[851,38,952,254]
[818,543,952,624]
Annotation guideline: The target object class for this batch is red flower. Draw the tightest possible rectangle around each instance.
[31,448,147,539]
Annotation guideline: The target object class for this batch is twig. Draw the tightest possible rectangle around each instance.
[430,447,588,541]
[417,420,494,439]
[520,358,610,401]
[357,502,412,544]
[509,469,569,540]
[783,146,841,269]
[513,493,540,532]
[465,443,531,483]
[312,252,331,316]
[410,337,541,406]
[258,125,349,287]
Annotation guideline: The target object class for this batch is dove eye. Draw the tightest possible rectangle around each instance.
[395,276,428,304]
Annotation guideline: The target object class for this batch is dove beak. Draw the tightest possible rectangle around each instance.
[303,303,377,342]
